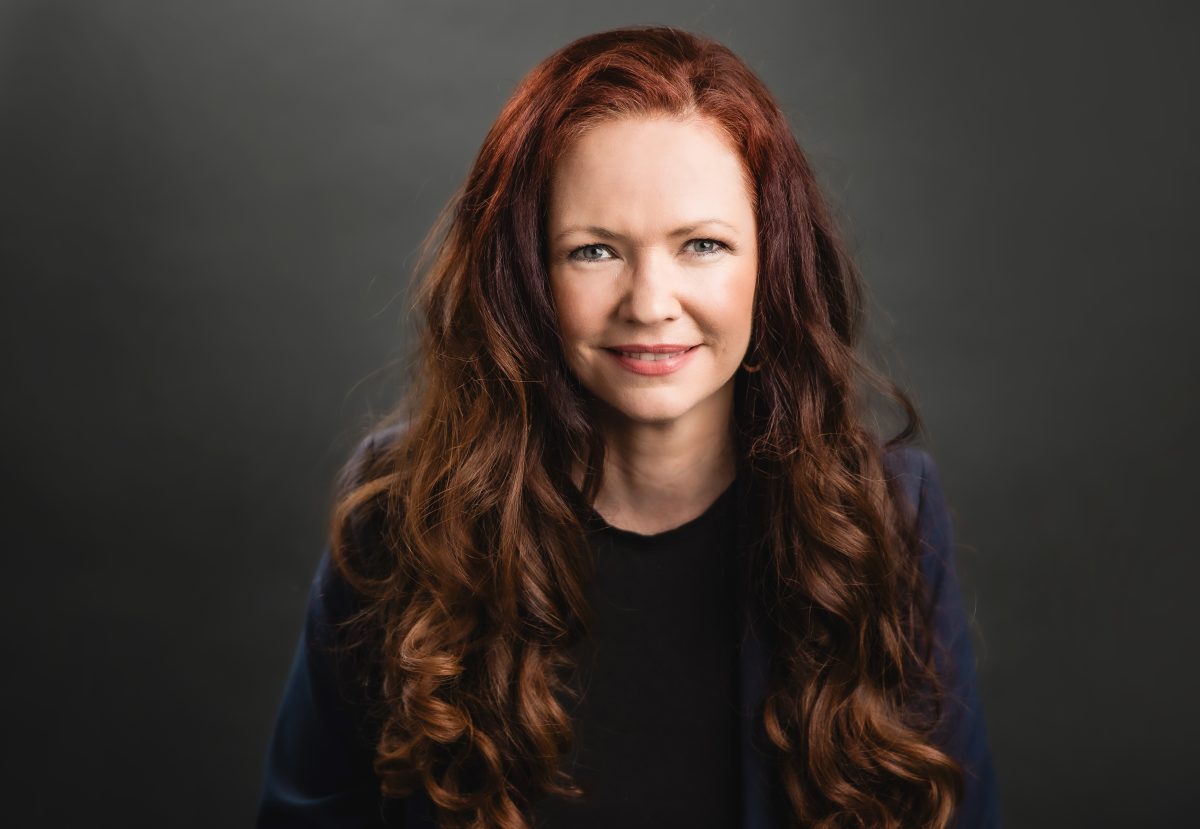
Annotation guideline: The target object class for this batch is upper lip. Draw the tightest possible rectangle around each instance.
[606,344,698,353]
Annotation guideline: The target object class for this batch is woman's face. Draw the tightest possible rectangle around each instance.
[546,115,758,432]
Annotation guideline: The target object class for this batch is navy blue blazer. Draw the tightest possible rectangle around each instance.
[257,432,1000,827]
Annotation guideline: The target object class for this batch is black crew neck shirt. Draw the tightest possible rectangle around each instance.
[531,479,743,827]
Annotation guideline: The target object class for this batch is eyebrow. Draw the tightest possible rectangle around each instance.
[552,219,739,243]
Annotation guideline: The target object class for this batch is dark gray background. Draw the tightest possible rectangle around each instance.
[2,1,1196,826]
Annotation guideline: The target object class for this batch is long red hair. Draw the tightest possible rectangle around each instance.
[330,24,962,828]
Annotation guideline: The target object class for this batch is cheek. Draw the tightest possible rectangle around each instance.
[716,263,757,330]
[550,279,601,340]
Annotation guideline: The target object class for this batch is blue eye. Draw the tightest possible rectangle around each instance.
[568,243,613,262]
[566,238,729,263]
[688,239,727,256]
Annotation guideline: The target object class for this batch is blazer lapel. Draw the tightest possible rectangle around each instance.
[734,472,785,829]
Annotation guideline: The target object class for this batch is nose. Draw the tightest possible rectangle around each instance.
[620,250,682,324]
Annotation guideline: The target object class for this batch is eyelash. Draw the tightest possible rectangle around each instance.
[565,238,730,263]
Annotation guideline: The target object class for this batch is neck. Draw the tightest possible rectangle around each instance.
[574,396,738,535]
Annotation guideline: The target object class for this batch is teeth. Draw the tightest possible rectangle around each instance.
[619,350,687,361]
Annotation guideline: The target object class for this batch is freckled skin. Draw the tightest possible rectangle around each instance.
[547,115,758,432]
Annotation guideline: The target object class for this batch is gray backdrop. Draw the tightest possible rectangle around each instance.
[2,1,1196,826]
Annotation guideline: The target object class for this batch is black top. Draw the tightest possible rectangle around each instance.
[531,478,743,827]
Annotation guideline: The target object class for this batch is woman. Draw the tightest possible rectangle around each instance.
[257,25,999,829]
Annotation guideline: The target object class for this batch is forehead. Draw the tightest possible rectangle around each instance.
[548,115,755,231]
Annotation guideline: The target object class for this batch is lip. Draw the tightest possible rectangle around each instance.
[606,343,697,353]
[604,344,700,376]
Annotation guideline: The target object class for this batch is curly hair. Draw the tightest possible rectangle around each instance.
[327,24,963,829]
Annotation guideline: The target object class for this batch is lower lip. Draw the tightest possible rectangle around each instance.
[605,345,700,376]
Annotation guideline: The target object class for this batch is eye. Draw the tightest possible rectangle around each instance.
[566,243,614,263]
[565,238,731,263]
[687,238,729,257]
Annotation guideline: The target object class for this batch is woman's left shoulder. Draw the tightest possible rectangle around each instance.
[879,442,939,524]
[879,443,1003,827]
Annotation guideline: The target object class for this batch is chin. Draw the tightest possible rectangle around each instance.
[617,409,690,426]
[599,393,697,426]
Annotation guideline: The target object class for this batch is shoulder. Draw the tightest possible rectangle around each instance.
[879,449,999,823]
[880,442,935,526]
[334,419,413,495]
[363,418,412,455]
[880,443,957,589]
[317,419,414,622]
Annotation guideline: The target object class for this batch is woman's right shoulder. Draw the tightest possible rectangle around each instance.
[337,418,413,494]
[319,419,415,623]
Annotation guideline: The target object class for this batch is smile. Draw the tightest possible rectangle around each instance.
[603,345,699,376]
[615,350,688,361]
